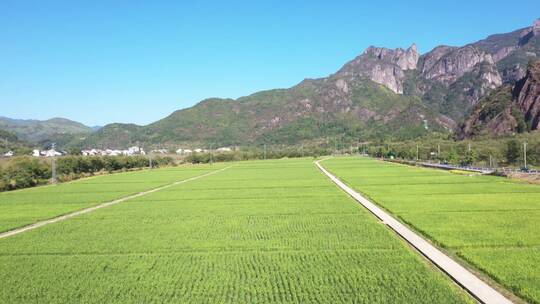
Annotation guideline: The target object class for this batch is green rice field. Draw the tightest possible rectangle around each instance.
[0,164,223,233]
[0,158,472,303]
[323,157,540,303]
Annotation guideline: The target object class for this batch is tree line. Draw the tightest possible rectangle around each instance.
[361,138,538,168]
[0,155,173,192]
[183,146,332,164]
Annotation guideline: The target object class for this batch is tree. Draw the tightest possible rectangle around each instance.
[506,140,520,164]
[446,149,460,164]
[461,150,477,166]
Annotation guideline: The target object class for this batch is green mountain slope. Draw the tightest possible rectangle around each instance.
[0,129,33,154]
[82,77,452,149]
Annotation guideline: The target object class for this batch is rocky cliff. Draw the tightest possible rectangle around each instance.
[514,60,540,129]
[336,44,419,94]
[421,46,501,86]
[460,60,540,138]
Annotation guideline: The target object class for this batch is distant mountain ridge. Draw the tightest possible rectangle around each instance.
[0,117,93,144]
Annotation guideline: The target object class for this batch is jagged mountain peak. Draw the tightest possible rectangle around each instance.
[362,43,419,70]
[335,44,420,94]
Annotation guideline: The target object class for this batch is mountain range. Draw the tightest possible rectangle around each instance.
[0,117,94,146]
[3,18,540,149]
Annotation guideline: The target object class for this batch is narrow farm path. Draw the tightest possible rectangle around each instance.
[315,159,512,304]
[0,166,231,240]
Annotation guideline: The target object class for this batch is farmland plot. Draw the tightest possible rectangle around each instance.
[323,157,540,303]
[0,164,222,233]
[0,159,472,303]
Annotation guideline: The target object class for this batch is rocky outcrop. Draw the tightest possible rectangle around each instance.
[460,60,540,138]
[337,44,419,94]
[500,65,527,84]
[492,46,517,62]
[453,61,504,107]
[514,60,540,129]
[422,46,501,86]
[364,44,419,70]
[420,45,457,74]
[367,65,404,94]
[415,45,503,118]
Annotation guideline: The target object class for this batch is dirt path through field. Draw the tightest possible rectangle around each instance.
[0,166,231,240]
[315,159,512,304]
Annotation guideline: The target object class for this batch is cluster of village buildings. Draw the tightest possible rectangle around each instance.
[3,146,233,158]
[81,146,146,156]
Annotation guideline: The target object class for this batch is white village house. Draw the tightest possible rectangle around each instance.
[216,147,232,152]
[151,149,168,154]
[41,149,62,157]
[176,148,193,155]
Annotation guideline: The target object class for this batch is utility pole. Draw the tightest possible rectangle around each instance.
[437,144,440,157]
[301,144,304,158]
[51,157,57,184]
[524,141,528,169]
[468,142,471,152]
[51,143,57,184]
[416,145,419,161]
[210,143,214,164]
[489,154,493,168]
[264,144,267,160]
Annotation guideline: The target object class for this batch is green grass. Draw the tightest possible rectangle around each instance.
[323,156,540,303]
[0,158,472,303]
[0,164,222,233]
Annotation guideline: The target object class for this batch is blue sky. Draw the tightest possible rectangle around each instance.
[1,1,539,126]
